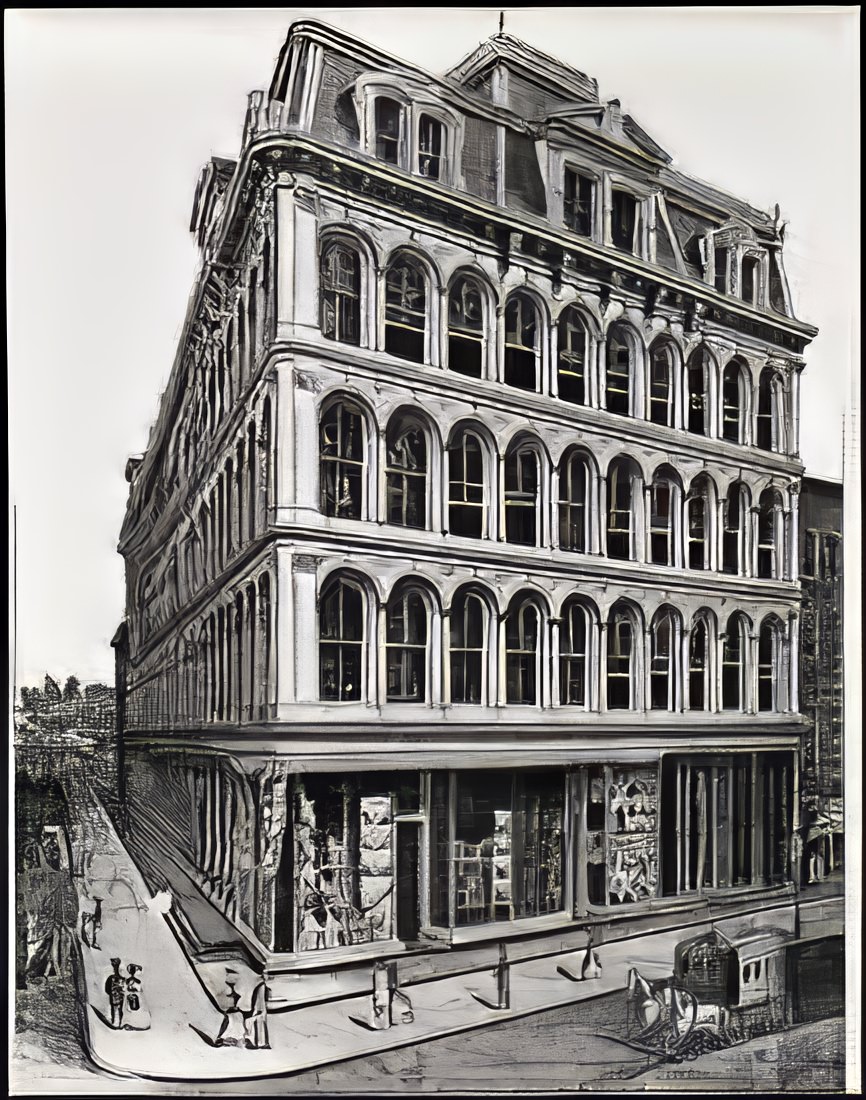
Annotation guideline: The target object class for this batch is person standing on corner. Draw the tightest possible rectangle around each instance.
[104,957,125,1029]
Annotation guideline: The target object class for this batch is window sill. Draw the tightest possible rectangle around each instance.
[450,911,570,945]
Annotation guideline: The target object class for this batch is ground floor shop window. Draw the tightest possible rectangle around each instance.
[430,770,565,927]
[660,753,792,895]
[293,773,420,952]
[585,766,659,906]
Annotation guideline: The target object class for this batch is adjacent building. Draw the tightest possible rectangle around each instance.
[116,22,818,982]
[798,476,844,881]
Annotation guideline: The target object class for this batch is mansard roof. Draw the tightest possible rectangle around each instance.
[446,32,599,105]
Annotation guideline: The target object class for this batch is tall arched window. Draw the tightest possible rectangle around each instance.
[560,600,589,706]
[319,578,364,701]
[722,613,749,711]
[417,114,445,179]
[686,477,713,571]
[385,256,427,362]
[686,347,711,436]
[450,590,486,705]
[649,341,675,427]
[688,617,709,711]
[605,327,634,416]
[607,458,639,560]
[757,489,784,579]
[722,359,747,443]
[649,469,679,566]
[558,451,590,553]
[723,482,748,575]
[504,446,540,547]
[386,589,428,703]
[447,276,484,377]
[607,606,635,710]
[757,369,785,452]
[758,619,783,712]
[504,294,540,392]
[447,430,486,538]
[650,609,677,710]
[557,308,588,404]
[321,241,361,345]
[374,96,402,164]
[320,401,365,519]
[506,598,540,704]
[385,419,427,529]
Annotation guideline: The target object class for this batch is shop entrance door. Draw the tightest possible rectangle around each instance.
[396,821,420,942]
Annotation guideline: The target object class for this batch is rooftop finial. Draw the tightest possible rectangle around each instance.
[498,10,505,36]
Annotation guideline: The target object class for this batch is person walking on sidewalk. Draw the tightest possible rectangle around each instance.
[245,970,271,1049]
[105,957,126,1029]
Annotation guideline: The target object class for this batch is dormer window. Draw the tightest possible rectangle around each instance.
[418,114,444,180]
[375,97,402,164]
[713,247,728,294]
[741,256,760,307]
[564,169,594,237]
[362,82,460,186]
[612,190,640,253]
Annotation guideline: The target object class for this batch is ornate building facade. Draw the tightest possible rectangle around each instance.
[116,23,817,979]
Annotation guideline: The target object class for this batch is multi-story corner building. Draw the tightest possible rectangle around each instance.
[798,476,844,881]
[116,22,818,981]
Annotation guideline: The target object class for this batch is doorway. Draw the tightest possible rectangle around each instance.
[396,821,420,942]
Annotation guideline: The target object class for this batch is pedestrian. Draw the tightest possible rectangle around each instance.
[124,963,151,1030]
[104,958,126,1029]
[245,970,271,1049]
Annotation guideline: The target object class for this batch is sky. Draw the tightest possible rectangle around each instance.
[6,7,860,687]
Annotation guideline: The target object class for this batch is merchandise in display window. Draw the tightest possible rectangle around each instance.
[585,765,659,906]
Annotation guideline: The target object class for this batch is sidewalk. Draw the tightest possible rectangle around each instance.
[71,798,845,1083]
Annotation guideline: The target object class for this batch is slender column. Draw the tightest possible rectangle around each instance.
[598,622,609,713]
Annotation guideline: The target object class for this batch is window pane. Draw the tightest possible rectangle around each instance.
[375,98,401,163]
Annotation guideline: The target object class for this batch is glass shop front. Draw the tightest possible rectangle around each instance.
[285,755,791,954]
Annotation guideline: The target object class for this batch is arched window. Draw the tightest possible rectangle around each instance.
[319,578,364,701]
[385,257,426,362]
[686,347,711,436]
[757,370,785,452]
[723,482,748,575]
[605,327,633,416]
[607,458,639,560]
[506,598,539,704]
[688,617,710,711]
[649,341,674,427]
[650,609,678,710]
[504,294,540,392]
[417,114,445,179]
[321,242,361,345]
[374,96,402,164]
[450,590,486,705]
[757,489,784,579]
[385,419,427,528]
[758,619,783,712]
[558,451,590,553]
[722,614,749,711]
[386,589,428,703]
[448,276,484,377]
[447,430,486,538]
[560,599,589,706]
[686,477,713,571]
[722,360,747,443]
[557,308,588,404]
[649,470,679,567]
[504,446,540,547]
[607,606,635,710]
[320,401,365,519]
